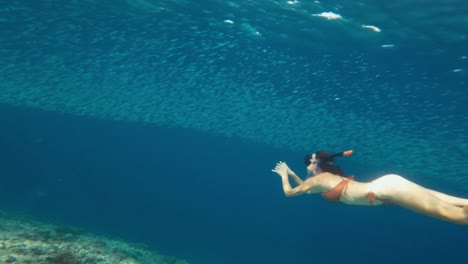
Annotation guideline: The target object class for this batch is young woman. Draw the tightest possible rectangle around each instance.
[272,150,468,225]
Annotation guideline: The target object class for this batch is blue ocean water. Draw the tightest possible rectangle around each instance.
[1,0,468,264]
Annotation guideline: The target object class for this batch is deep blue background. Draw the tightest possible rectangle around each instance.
[1,104,468,264]
[1,0,468,264]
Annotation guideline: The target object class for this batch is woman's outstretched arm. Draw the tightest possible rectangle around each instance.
[272,162,315,197]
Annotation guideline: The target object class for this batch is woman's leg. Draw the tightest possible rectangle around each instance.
[425,189,468,207]
[370,174,468,224]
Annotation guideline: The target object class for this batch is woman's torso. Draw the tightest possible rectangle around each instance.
[311,172,383,206]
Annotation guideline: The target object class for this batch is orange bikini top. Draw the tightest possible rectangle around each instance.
[321,176,354,202]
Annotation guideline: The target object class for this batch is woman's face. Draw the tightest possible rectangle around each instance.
[306,153,321,175]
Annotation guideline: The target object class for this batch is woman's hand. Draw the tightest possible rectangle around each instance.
[272,161,289,177]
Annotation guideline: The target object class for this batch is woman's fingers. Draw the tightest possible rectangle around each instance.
[272,161,288,174]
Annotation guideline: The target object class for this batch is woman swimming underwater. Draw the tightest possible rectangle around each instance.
[272,150,468,224]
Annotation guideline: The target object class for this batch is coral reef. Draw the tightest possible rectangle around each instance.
[0,211,189,264]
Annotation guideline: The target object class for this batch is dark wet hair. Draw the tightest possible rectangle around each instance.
[304,150,345,176]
